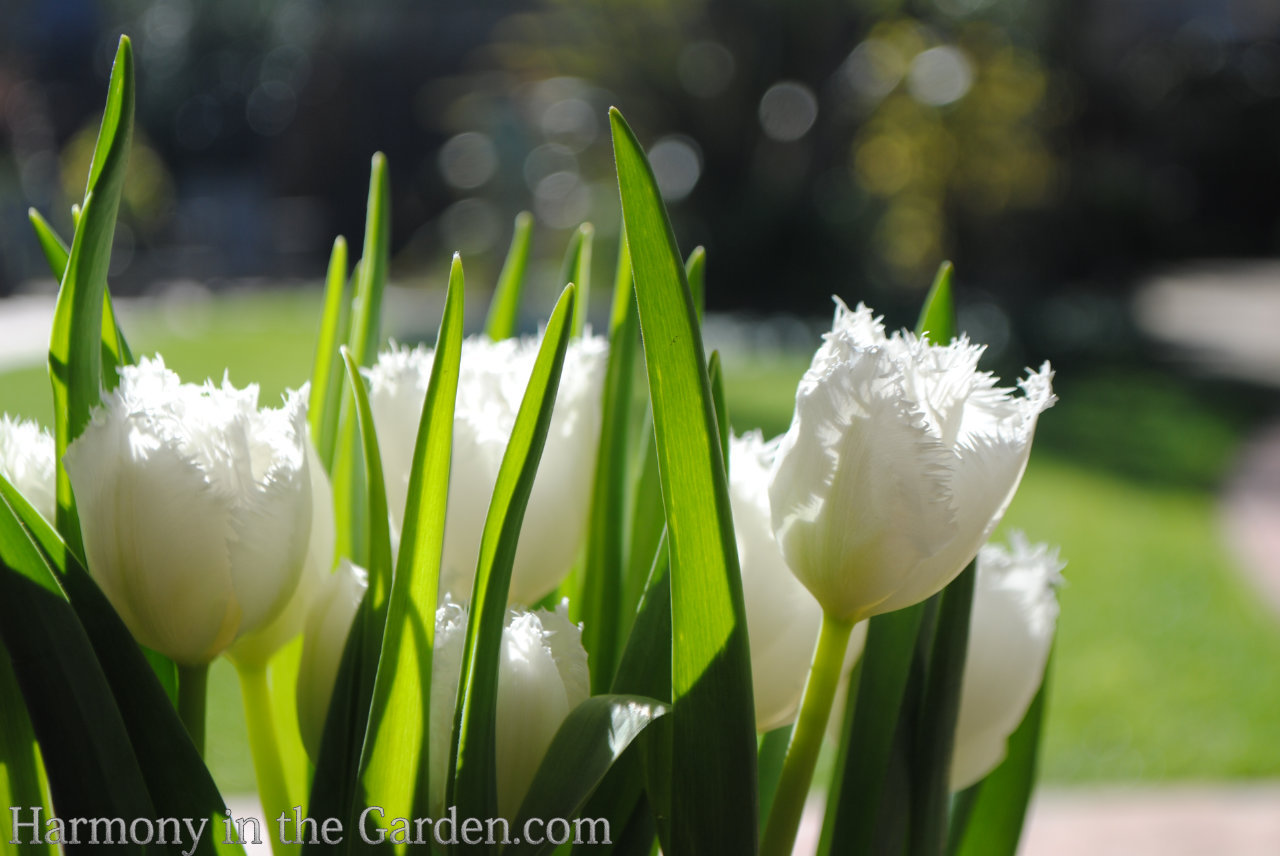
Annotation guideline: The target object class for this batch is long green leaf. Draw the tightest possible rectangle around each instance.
[949,652,1053,856]
[347,154,391,368]
[485,211,534,340]
[48,36,134,551]
[917,261,955,344]
[0,494,153,854]
[579,237,637,691]
[450,284,576,839]
[30,207,135,391]
[611,107,756,855]
[823,604,927,855]
[506,695,668,856]
[909,563,976,856]
[576,531,670,856]
[310,236,350,468]
[559,223,593,335]
[684,246,706,322]
[333,155,391,564]
[0,475,240,856]
[0,641,54,856]
[359,254,465,831]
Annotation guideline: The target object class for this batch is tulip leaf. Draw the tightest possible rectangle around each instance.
[485,211,534,341]
[0,495,156,854]
[685,246,706,322]
[346,153,391,368]
[908,562,976,856]
[333,154,391,565]
[506,695,669,856]
[310,236,351,469]
[580,237,638,691]
[822,602,928,856]
[559,223,594,335]
[917,261,955,344]
[0,475,242,856]
[707,350,729,465]
[0,641,54,856]
[948,652,1053,856]
[450,283,576,836]
[339,347,394,637]
[622,418,663,639]
[48,36,133,552]
[611,107,757,854]
[360,254,465,828]
[304,595,373,856]
[30,206,135,392]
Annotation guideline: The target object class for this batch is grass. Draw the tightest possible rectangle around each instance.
[3,287,1278,793]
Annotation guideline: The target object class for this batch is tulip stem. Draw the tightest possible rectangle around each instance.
[177,663,209,755]
[760,612,855,856]
[237,663,297,856]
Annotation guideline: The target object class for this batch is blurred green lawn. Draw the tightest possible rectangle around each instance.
[3,288,1278,793]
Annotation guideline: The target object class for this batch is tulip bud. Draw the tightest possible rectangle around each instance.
[728,431,867,732]
[296,558,368,760]
[367,333,607,605]
[951,533,1063,790]
[429,598,589,818]
[227,438,336,667]
[64,356,312,665]
[0,415,56,524]
[769,299,1055,623]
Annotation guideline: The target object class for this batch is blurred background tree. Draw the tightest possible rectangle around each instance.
[2,0,1280,353]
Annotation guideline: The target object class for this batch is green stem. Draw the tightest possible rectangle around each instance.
[760,612,855,856]
[177,663,209,756]
[237,663,297,856]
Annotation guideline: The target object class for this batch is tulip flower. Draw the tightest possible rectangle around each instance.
[429,598,589,818]
[64,356,313,666]
[951,533,1063,790]
[728,430,867,732]
[228,439,336,668]
[768,299,1055,623]
[0,415,56,524]
[760,300,1054,856]
[367,333,607,605]
[296,558,368,760]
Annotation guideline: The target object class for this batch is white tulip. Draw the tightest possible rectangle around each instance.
[296,558,368,760]
[429,598,589,819]
[0,415,56,524]
[227,438,336,667]
[951,533,1063,790]
[728,430,867,732]
[64,356,312,665]
[367,333,607,606]
[768,299,1055,623]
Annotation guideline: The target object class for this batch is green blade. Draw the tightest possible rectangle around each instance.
[30,206,135,392]
[0,641,55,856]
[0,494,154,854]
[333,155,391,565]
[684,246,706,322]
[948,651,1053,856]
[611,107,757,855]
[917,261,955,344]
[449,284,576,836]
[0,474,241,856]
[48,36,134,552]
[506,695,668,856]
[339,347,394,640]
[485,211,534,340]
[310,236,350,469]
[908,563,976,856]
[359,254,465,829]
[579,237,638,691]
[559,223,594,335]
[707,350,729,465]
[823,604,927,856]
